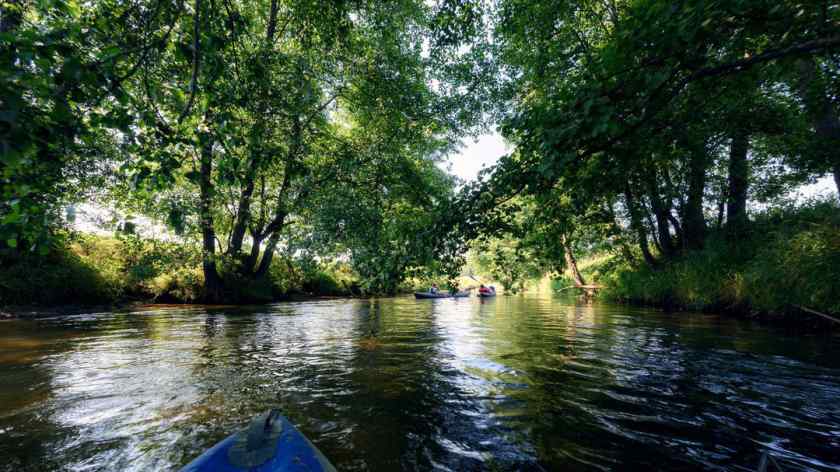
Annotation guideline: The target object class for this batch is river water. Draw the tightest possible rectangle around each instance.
[1,295,839,471]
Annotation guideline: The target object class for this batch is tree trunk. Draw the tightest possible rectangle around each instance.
[561,235,586,286]
[796,58,840,204]
[199,135,223,301]
[646,171,675,257]
[255,231,281,278]
[228,157,259,256]
[683,142,708,250]
[243,233,262,274]
[726,130,749,232]
[624,185,657,268]
[667,213,684,250]
[227,0,281,260]
[646,213,663,254]
[266,0,279,40]
[834,163,840,203]
[253,205,288,278]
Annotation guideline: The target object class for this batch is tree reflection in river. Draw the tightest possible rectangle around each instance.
[0,296,839,471]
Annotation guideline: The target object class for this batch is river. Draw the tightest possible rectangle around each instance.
[0,295,838,471]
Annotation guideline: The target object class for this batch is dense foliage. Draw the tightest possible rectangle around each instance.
[2,0,839,312]
[1,0,484,301]
[590,199,840,315]
[433,0,840,315]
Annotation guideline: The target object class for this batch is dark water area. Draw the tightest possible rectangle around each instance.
[1,295,839,471]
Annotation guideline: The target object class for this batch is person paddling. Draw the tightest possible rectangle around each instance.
[430,283,439,294]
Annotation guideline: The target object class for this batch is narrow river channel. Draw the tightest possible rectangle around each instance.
[1,295,839,471]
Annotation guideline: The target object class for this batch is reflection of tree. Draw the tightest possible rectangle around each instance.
[474,296,838,471]
[172,302,362,468]
[304,296,535,470]
[0,320,85,471]
[336,297,450,470]
[0,311,183,471]
[475,296,684,470]
[4,300,837,471]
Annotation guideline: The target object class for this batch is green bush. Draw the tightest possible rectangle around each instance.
[595,199,840,316]
[301,270,340,295]
[1,232,367,306]
[745,222,840,314]
[75,234,204,303]
[0,237,119,305]
[148,266,204,302]
[1,233,205,305]
[598,240,737,310]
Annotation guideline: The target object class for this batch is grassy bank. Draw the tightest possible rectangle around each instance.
[0,233,360,307]
[562,200,840,320]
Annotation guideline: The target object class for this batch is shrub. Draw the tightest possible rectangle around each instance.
[1,232,367,306]
[745,222,840,314]
[300,270,339,295]
[595,199,840,316]
[148,266,204,303]
[0,237,119,305]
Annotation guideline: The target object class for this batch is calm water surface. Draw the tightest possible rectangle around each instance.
[1,295,839,471]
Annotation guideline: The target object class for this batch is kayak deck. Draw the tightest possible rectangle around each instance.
[180,410,335,472]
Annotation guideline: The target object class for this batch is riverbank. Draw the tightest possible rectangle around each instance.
[0,295,360,320]
[0,302,135,320]
[565,202,840,327]
[0,233,364,308]
[0,232,459,313]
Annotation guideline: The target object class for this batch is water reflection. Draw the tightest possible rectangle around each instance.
[0,296,839,471]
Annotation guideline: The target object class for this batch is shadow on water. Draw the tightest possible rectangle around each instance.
[0,295,839,471]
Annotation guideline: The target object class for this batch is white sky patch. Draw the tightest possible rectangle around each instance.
[70,202,179,241]
[791,176,836,200]
[441,132,509,183]
[440,134,837,205]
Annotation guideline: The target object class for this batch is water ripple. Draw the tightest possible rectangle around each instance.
[0,296,839,471]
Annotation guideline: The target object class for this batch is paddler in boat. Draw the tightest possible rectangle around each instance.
[478,284,491,296]
[430,283,439,294]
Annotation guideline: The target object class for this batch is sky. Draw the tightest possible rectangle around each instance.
[441,132,508,182]
[442,132,837,200]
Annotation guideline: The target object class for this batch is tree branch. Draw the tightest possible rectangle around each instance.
[178,0,201,123]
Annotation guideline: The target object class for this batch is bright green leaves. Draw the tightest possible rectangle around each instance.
[0,0,190,253]
[425,0,840,281]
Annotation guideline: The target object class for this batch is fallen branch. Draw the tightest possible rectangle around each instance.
[794,305,840,325]
[558,284,603,291]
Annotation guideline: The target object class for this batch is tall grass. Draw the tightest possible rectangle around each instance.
[1,233,360,306]
[583,200,840,316]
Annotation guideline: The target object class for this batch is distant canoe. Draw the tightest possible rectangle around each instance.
[477,291,496,298]
[180,410,335,472]
[414,291,470,299]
